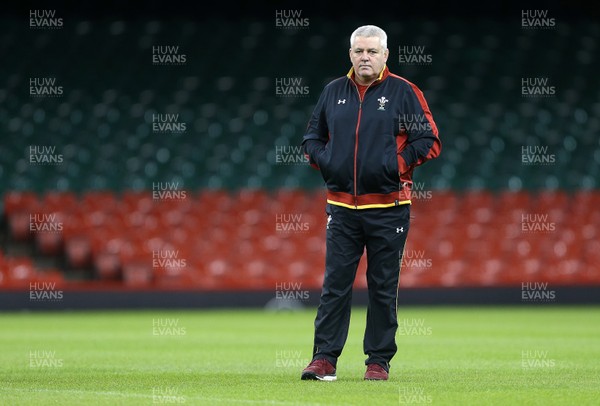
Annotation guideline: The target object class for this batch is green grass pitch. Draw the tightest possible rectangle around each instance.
[1,306,599,405]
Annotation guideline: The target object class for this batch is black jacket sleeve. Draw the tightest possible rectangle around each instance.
[398,84,440,173]
[302,86,330,168]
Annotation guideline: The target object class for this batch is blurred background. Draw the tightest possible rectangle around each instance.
[1,0,599,309]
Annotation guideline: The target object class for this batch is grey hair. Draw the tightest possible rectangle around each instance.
[350,25,387,49]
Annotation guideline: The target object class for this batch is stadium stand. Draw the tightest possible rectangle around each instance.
[1,7,599,301]
[2,189,600,291]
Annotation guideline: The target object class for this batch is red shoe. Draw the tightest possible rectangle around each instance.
[301,358,337,381]
[364,363,388,381]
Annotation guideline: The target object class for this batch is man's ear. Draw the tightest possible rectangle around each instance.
[384,48,389,62]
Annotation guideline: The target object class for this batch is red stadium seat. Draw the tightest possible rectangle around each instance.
[3,191,40,217]
[0,189,594,291]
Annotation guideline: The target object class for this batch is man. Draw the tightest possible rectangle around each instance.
[301,25,441,381]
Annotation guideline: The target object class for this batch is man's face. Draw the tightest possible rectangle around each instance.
[349,36,389,85]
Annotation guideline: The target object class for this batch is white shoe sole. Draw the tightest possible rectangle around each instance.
[302,372,337,381]
[316,375,337,381]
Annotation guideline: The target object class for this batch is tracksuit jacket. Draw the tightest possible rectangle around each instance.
[303,65,441,209]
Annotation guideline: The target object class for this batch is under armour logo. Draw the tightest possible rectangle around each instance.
[337,99,346,104]
[396,227,404,233]
[327,215,332,229]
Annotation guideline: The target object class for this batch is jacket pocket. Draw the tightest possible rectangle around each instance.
[384,147,400,182]
[316,146,331,183]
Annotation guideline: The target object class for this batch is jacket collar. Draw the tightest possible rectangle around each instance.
[347,64,389,86]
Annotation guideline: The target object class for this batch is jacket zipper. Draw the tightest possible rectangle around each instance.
[353,103,361,208]
[351,81,369,209]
